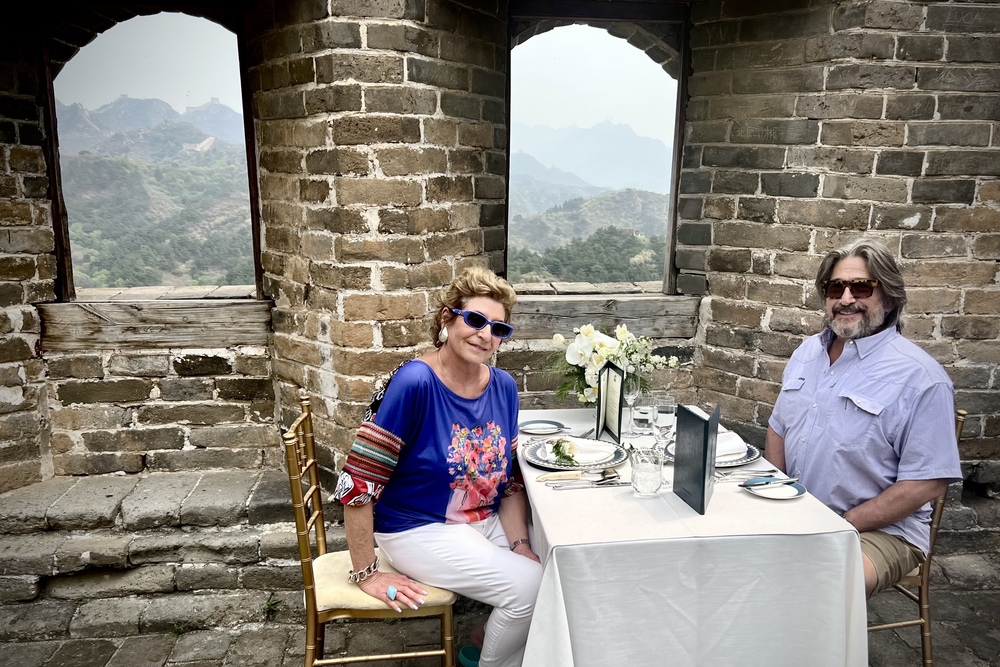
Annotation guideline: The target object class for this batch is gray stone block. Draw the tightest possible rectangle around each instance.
[46,564,175,599]
[121,472,203,530]
[69,596,149,637]
[938,554,1000,591]
[0,640,61,667]
[188,424,280,450]
[169,629,233,662]
[55,533,131,573]
[56,379,153,405]
[222,627,292,667]
[182,471,259,526]
[43,638,118,667]
[108,354,170,377]
[0,599,75,640]
[46,474,141,530]
[0,574,41,601]
[107,634,177,667]
[0,533,66,575]
[129,531,261,566]
[173,355,233,376]
[146,447,264,472]
[248,470,293,525]
[240,563,301,590]
[0,476,77,534]
[140,591,269,632]
[175,563,240,591]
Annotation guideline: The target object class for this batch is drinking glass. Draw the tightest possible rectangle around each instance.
[622,372,641,436]
[629,444,663,497]
[651,396,677,453]
[631,392,654,435]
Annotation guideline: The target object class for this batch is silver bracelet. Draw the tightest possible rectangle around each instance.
[348,556,380,583]
[509,538,530,551]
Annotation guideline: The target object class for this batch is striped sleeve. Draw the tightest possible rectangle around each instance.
[334,421,405,506]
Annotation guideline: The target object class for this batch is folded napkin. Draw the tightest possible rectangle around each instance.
[546,438,612,464]
[715,431,748,460]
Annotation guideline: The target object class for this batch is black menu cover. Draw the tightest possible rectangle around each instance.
[672,404,720,515]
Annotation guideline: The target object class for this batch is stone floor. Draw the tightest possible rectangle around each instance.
[3,571,999,667]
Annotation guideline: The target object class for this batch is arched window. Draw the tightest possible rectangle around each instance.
[508,15,686,293]
[53,12,256,298]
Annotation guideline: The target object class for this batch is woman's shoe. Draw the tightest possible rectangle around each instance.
[458,645,481,667]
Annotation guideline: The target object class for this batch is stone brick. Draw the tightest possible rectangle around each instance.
[53,452,145,476]
[380,262,453,290]
[934,206,1000,232]
[908,122,992,147]
[375,146,447,176]
[173,355,232,376]
[686,121,729,144]
[737,198,777,223]
[676,248,707,271]
[306,207,367,234]
[342,293,427,321]
[457,122,494,148]
[378,207,450,235]
[331,116,420,145]
[906,288,961,315]
[0,599,75,640]
[335,236,424,263]
[140,591,269,632]
[875,151,924,177]
[748,276,808,306]
[712,170,758,194]
[305,19,362,50]
[942,316,1000,340]
[83,427,185,452]
[366,23,437,55]
[46,354,103,379]
[139,404,245,426]
[972,235,1000,260]
[903,261,997,287]
[702,146,786,169]
[188,423,280,449]
[777,199,871,230]
[314,52,404,85]
[305,147,369,176]
[365,86,437,115]
[885,94,936,121]
[428,175,474,202]
[917,67,1000,93]
[678,197,703,220]
[159,378,215,401]
[821,121,904,147]
[822,175,908,202]
[422,118,458,146]
[688,71,732,96]
[900,234,966,259]
[938,94,1000,121]
[0,575,40,602]
[787,147,875,174]
[871,204,931,230]
[56,379,152,405]
[703,196,735,219]
[761,173,819,198]
[896,35,944,61]
[677,222,712,245]
[335,177,423,206]
[677,273,708,295]
[926,151,1000,177]
[827,64,915,91]
[926,5,1000,33]
[47,565,175,599]
[965,289,1000,315]
[795,93,883,120]
[107,354,170,378]
[712,298,765,328]
[407,58,469,91]
[175,564,240,591]
[714,221,811,251]
[216,378,273,401]
[145,447,262,471]
[911,180,976,205]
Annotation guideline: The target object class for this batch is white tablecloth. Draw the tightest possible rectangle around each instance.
[519,409,868,667]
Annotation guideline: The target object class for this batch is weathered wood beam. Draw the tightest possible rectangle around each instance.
[38,300,272,351]
[512,294,700,339]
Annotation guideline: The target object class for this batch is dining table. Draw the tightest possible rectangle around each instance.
[517,408,868,667]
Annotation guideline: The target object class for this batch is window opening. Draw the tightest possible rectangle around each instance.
[508,24,680,286]
[53,12,254,293]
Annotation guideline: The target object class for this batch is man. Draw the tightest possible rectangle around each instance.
[766,238,962,598]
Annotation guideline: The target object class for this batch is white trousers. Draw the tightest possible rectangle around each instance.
[375,515,542,667]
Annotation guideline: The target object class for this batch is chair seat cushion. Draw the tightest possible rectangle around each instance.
[314,549,457,612]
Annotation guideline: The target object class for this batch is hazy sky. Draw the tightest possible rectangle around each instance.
[54,13,243,113]
[511,24,678,144]
[54,15,677,144]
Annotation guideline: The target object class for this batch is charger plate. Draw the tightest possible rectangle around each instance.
[665,443,762,468]
[744,480,807,500]
[522,438,628,472]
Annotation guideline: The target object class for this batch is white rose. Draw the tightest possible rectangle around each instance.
[552,333,566,346]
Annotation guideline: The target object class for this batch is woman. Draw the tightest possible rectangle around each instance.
[334,267,542,667]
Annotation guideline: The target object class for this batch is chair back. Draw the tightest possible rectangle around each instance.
[924,409,966,566]
[283,391,327,617]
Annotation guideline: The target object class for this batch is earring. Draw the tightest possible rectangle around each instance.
[438,327,449,343]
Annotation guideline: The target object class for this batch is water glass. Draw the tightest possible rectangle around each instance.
[631,393,654,435]
[651,395,677,449]
[630,445,663,497]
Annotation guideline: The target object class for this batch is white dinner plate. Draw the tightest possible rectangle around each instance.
[522,439,627,472]
[519,419,565,436]
[665,443,762,468]
[743,481,807,500]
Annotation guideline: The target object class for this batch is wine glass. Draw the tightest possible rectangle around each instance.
[623,372,641,436]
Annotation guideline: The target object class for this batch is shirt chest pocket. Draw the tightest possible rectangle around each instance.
[827,392,887,450]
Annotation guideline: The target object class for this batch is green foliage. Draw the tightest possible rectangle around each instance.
[62,154,253,289]
[509,226,665,284]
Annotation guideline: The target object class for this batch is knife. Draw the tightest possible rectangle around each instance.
[536,471,582,482]
[552,481,631,490]
[739,477,799,489]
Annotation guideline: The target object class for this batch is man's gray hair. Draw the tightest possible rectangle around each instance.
[814,238,906,332]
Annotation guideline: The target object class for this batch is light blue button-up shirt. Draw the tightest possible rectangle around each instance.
[769,326,962,553]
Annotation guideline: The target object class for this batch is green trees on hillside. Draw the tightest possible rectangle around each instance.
[509,226,664,283]
[62,155,253,288]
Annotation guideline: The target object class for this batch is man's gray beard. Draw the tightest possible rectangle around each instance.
[824,302,886,340]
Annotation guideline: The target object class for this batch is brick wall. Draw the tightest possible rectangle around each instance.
[245,0,510,482]
[679,0,999,471]
[0,36,56,494]
[44,348,279,475]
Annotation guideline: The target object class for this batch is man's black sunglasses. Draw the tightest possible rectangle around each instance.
[822,278,879,299]
[451,309,515,339]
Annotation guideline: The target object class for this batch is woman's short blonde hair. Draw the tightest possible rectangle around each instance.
[433,267,517,347]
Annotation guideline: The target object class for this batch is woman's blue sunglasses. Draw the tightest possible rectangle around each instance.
[451,308,515,339]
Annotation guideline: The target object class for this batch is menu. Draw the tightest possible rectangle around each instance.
[672,404,720,515]
[596,362,624,444]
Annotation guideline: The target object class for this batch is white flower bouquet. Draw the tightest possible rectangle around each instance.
[551,323,680,404]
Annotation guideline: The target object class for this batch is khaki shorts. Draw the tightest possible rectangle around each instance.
[860,530,924,596]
